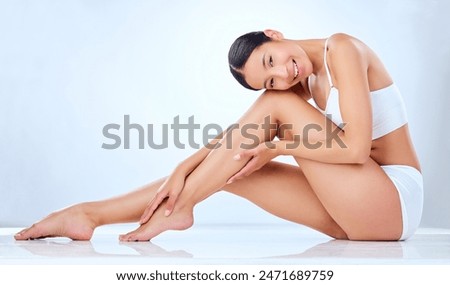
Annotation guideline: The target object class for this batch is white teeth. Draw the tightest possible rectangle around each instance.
[293,61,299,79]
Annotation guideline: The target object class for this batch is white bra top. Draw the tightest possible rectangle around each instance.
[309,38,408,140]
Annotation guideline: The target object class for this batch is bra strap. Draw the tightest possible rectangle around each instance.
[323,38,334,87]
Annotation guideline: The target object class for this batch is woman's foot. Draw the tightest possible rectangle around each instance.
[14,203,98,241]
[119,201,193,242]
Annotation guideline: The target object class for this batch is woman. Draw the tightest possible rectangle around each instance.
[15,30,423,242]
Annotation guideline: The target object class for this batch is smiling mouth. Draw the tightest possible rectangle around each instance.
[293,59,299,80]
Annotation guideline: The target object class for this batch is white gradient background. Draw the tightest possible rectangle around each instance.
[1,0,449,229]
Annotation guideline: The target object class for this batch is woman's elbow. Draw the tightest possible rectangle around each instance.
[349,146,371,164]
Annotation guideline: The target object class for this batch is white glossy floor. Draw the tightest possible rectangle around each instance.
[1,224,450,265]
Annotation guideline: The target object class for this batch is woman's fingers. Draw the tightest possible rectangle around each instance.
[139,208,152,225]
[233,149,254,161]
[227,149,258,184]
[139,191,167,224]
[227,159,258,184]
[164,194,179,217]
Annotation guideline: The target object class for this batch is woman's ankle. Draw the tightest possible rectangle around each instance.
[78,202,102,228]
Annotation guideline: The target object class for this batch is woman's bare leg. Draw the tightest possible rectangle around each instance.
[17,90,402,242]
[15,92,279,241]
[118,90,345,241]
[15,161,346,241]
[119,160,348,241]
[120,90,402,241]
[119,94,283,241]
[224,161,347,239]
[266,91,403,240]
[15,178,166,240]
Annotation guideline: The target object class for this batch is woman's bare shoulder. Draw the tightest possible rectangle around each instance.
[326,33,370,65]
[327,33,367,51]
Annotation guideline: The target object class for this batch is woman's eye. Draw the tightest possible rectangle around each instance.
[270,78,274,88]
[269,56,273,67]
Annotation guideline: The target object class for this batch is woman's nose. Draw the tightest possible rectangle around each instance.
[272,65,289,79]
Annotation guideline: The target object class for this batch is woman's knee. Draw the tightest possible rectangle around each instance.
[251,90,303,124]
[257,89,299,106]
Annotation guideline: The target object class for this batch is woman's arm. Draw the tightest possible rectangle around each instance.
[280,34,372,164]
[228,35,373,182]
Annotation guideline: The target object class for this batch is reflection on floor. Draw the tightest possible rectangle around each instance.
[1,224,450,265]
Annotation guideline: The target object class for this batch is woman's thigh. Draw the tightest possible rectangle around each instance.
[296,157,402,240]
[262,90,402,240]
[223,161,348,239]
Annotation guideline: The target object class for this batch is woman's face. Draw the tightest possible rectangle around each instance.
[242,40,312,91]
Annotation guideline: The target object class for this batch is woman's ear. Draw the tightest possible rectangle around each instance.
[263,29,284,40]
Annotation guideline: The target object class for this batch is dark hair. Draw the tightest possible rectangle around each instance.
[228,31,272,90]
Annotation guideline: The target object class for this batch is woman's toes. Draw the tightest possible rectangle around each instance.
[14,229,27,240]
[119,232,134,242]
[15,226,38,240]
[132,233,148,242]
[119,229,150,242]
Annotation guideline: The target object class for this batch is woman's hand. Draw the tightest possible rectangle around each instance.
[139,166,187,224]
[227,142,278,184]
